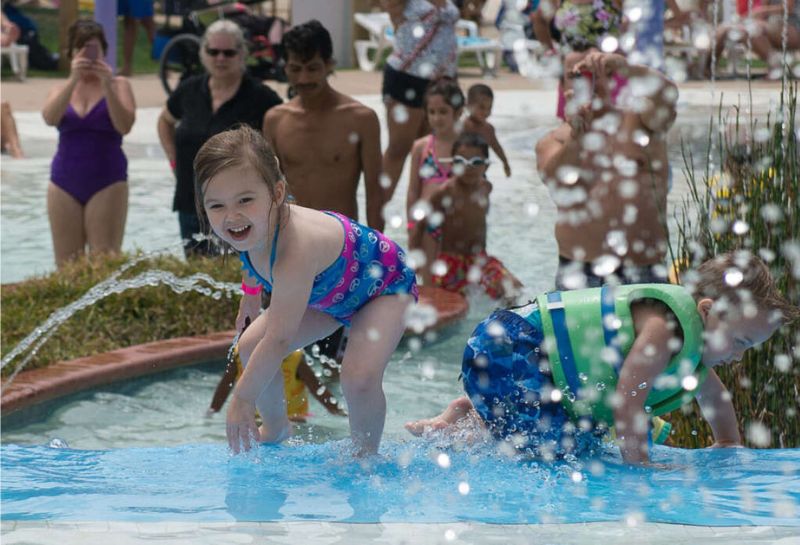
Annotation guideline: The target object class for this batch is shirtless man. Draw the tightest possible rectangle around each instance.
[262,19,384,230]
[536,50,678,290]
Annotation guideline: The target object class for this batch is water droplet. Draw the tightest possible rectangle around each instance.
[592,254,621,276]
[458,481,470,495]
[348,132,359,144]
[431,259,448,276]
[551,389,563,402]
[412,24,424,39]
[637,382,647,390]
[746,421,771,447]
[556,166,580,185]
[681,375,699,391]
[48,438,69,449]
[391,104,409,124]
[437,452,451,469]
[571,471,583,483]
[724,268,744,287]
[732,220,749,235]
[773,354,791,373]
[601,35,619,52]
[761,204,783,223]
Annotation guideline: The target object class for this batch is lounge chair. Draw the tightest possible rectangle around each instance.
[1,42,29,81]
[353,11,501,76]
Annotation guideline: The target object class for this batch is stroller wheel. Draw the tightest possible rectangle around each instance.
[159,33,204,96]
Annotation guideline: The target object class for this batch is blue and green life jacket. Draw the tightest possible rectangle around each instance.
[530,284,708,427]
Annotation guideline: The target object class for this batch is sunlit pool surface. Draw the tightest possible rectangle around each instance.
[2,440,798,525]
[2,317,799,527]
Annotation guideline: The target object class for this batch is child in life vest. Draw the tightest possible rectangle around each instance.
[411,131,522,303]
[194,126,417,455]
[406,252,798,465]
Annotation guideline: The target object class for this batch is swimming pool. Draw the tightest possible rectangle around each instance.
[2,88,797,543]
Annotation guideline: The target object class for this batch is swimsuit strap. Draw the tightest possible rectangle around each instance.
[268,220,281,283]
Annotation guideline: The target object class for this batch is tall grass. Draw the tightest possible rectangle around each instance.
[669,83,800,448]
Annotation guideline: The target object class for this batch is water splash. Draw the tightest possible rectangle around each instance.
[1,252,238,385]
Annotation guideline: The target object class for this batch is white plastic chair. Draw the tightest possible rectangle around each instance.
[353,11,501,76]
[1,42,29,81]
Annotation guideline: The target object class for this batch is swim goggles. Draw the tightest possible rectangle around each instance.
[452,155,491,167]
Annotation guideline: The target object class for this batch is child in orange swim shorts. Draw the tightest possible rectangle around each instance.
[412,131,522,304]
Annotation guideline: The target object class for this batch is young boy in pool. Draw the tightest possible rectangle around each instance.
[194,126,417,455]
[406,252,799,465]
[412,132,522,304]
[462,84,511,178]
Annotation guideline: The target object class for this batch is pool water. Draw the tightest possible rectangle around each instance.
[2,440,798,525]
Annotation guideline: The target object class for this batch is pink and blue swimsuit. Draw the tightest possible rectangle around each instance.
[240,211,418,325]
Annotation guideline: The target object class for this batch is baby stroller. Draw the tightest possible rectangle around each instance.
[157,0,289,96]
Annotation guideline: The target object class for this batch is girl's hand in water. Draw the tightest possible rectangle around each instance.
[226,392,259,454]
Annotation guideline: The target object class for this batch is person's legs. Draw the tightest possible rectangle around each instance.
[47,182,86,267]
[84,181,128,256]
[121,16,137,76]
[237,306,340,442]
[340,294,411,454]
[140,16,156,44]
[1,101,23,158]
[382,98,426,202]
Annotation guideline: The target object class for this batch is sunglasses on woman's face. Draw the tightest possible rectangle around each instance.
[452,155,490,167]
[205,47,238,58]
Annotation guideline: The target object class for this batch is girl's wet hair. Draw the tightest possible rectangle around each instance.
[193,125,289,243]
[67,19,108,60]
[423,77,465,111]
[452,132,489,157]
[692,251,800,324]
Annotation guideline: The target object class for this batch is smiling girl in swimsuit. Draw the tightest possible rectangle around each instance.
[406,78,464,263]
[42,20,136,267]
[194,125,418,456]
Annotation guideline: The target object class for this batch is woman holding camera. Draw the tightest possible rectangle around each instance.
[42,20,135,268]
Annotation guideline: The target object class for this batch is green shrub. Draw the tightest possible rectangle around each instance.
[1,252,241,378]
[669,83,800,448]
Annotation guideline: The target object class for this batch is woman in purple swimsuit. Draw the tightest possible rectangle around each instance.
[194,126,417,457]
[42,20,135,267]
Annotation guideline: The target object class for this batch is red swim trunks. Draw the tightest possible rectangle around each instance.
[432,252,520,300]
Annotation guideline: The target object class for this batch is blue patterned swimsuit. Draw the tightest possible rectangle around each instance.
[240,211,418,325]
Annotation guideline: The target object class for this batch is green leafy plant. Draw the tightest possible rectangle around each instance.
[669,83,800,448]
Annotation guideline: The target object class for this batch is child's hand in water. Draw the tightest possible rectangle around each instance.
[226,393,259,454]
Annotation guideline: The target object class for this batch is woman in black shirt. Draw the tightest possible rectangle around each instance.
[157,19,282,256]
